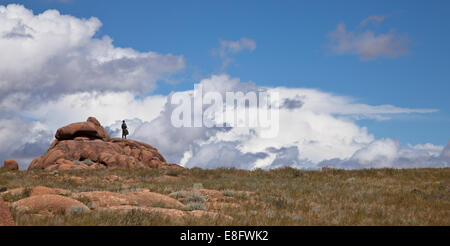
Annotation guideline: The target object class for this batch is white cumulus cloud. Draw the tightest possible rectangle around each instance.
[24,91,167,131]
[0,4,185,112]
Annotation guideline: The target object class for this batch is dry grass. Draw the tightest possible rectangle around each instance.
[0,167,449,225]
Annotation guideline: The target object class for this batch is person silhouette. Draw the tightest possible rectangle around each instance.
[121,120,128,139]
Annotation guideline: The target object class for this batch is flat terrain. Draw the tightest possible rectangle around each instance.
[0,167,449,225]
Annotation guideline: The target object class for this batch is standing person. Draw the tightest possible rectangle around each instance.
[121,120,128,139]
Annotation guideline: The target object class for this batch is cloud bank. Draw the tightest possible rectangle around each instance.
[4,73,448,170]
[124,75,445,170]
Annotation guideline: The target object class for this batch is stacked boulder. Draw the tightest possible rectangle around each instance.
[2,160,18,170]
[28,117,182,171]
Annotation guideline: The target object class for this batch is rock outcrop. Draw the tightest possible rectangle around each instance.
[1,186,234,223]
[55,117,110,141]
[2,160,18,170]
[0,198,14,226]
[72,190,185,209]
[28,117,182,171]
[12,194,89,215]
[29,186,71,197]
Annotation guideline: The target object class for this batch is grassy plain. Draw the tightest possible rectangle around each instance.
[0,167,448,225]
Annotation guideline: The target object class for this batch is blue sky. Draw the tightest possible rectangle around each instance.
[16,0,447,145]
[1,1,449,169]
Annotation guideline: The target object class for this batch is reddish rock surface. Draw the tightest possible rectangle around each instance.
[0,187,25,197]
[29,186,70,197]
[72,190,184,209]
[3,160,18,170]
[28,117,182,171]
[72,191,130,208]
[4,186,235,223]
[55,117,110,141]
[126,191,185,209]
[12,194,89,215]
[0,198,14,226]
